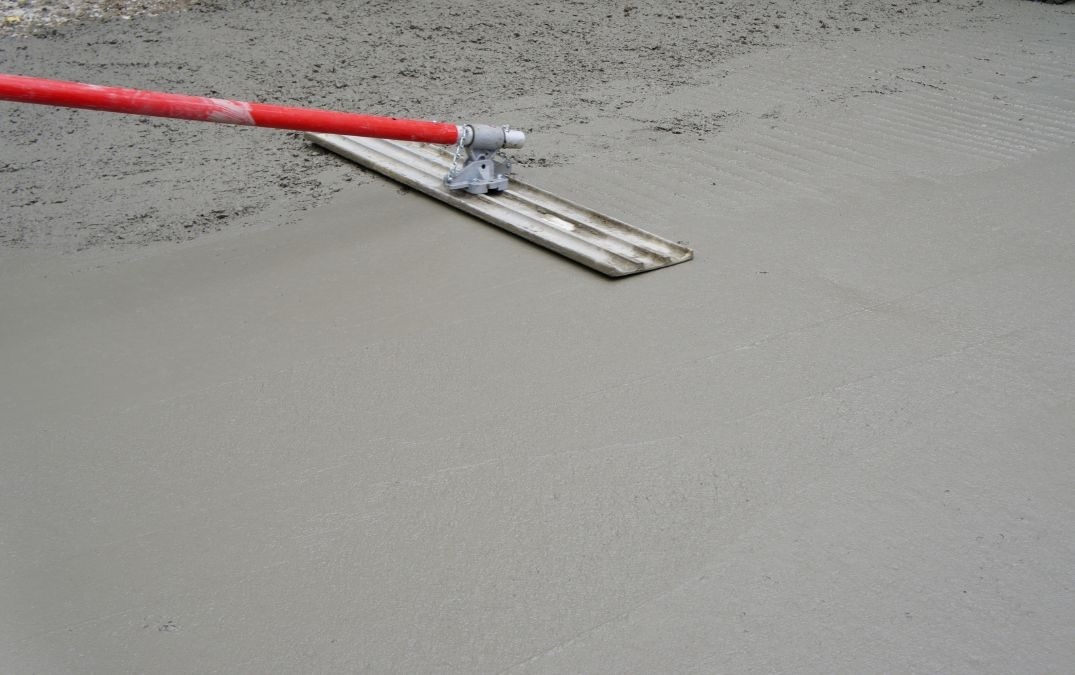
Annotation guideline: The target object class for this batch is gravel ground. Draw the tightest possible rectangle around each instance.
[0,0,990,252]
[1,0,195,34]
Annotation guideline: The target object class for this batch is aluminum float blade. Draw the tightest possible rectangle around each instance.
[307,133,693,277]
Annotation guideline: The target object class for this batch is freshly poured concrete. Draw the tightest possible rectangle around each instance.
[3,1,1075,672]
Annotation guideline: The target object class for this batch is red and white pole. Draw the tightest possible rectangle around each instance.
[0,73,462,145]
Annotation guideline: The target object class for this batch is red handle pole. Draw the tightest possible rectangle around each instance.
[0,73,462,145]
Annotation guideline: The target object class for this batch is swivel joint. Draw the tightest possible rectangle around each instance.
[444,124,526,194]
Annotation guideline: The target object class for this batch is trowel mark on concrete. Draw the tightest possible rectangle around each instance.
[541,23,1075,225]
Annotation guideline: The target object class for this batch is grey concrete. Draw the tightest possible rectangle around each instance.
[2,1,1075,672]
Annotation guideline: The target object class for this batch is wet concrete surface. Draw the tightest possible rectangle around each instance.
[2,1,1075,672]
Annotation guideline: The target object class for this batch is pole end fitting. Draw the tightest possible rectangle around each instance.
[502,127,526,149]
[462,124,525,151]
